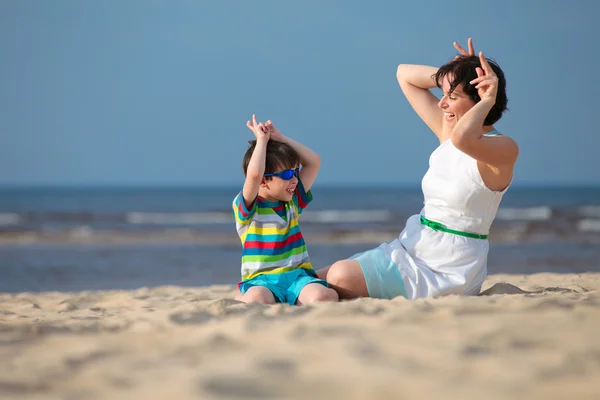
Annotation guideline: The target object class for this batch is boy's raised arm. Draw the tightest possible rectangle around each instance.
[266,121,321,192]
[242,115,269,209]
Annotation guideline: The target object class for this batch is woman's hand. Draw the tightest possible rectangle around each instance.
[453,37,475,58]
[469,51,498,102]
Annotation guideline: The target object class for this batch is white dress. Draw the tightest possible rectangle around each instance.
[354,132,509,299]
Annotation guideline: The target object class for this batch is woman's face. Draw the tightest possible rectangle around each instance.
[438,74,476,126]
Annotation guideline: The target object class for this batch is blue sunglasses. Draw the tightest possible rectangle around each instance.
[264,167,300,180]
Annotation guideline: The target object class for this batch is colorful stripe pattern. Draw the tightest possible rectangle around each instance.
[232,179,313,281]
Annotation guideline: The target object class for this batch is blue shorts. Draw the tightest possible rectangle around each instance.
[239,269,328,305]
[350,247,407,299]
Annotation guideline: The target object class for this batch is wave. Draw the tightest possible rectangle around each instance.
[126,212,232,225]
[579,206,600,218]
[3,224,600,246]
[301,210,393,223]
[1,206,597,230]
[495,207,552,221]
[126,210,394,225]
[0,213,21,226]
[577,219,600,233]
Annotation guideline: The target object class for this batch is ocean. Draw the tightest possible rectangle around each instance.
[1,186,599,292]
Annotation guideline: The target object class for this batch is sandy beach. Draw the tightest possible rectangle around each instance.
[0,273,598,400]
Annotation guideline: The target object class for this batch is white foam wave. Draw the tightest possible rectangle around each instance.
[579,206,600,218]
[126,210,394,225]
[68,225,94,238]
[495,207,552,221]
[126,212,232,225]
[577,219,600,233]
[302,210,393,223]
[0,213,21,225]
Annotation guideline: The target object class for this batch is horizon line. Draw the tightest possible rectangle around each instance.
[0,182,599,190]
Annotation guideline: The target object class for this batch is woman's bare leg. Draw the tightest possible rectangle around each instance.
[323,260,369,300]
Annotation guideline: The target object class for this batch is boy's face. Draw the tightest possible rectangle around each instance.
[259,165,299,202]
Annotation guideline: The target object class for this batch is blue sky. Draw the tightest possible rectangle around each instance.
[0,0,598,187]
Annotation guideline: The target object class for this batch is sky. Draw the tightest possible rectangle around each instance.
[0,0,598,187]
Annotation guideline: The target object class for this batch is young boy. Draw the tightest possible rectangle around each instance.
[232,114,338,305]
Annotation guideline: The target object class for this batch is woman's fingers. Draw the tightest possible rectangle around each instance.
[473,76,497,90]
[454,38,475,56]
[453,41,468,56]
[479,51,495,76]
[470,72,497,87]
[470,67,486,84]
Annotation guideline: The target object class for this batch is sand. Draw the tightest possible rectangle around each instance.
[1,273,600,400]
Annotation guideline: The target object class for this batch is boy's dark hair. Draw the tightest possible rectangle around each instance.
[434,55,508,126]
[242,140,300,179]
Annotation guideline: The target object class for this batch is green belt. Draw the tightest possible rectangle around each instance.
[420,215,488,239]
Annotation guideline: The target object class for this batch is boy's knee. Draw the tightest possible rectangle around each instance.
[298,285,339,304]
[251,292,275,304]
[319,287,339,302]
[240,287,275,304]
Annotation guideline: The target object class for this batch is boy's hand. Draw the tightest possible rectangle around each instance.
[246,114,269,142]
[265,120,285,142]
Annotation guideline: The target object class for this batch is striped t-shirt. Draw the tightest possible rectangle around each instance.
[232,179,314,282]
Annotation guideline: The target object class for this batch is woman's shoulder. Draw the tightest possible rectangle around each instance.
[483,130,519,155]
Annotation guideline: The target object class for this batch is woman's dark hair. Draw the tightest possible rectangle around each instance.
[434,55,508,125]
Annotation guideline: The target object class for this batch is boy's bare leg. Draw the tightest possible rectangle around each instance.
[235,286,276,304]
[295,283,339,305]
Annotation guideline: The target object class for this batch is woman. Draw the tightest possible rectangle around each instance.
[318,39,519,299]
